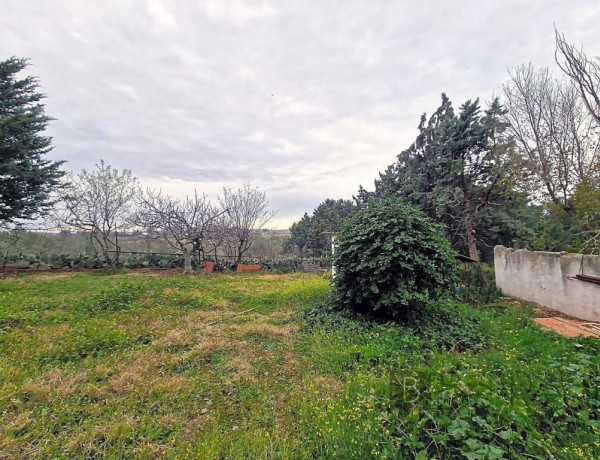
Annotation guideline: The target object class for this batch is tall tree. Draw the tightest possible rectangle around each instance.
[0,57,64,225]
[361,94,518,261]
[554,29,600,253]
[286,212,312,254]
[555,28,600,126]
[502,64,599,212]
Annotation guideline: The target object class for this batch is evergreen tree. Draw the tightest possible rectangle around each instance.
[286,199,357,256]
[361,94,524,261]
[286,212,312,254]
[0,57,64,225]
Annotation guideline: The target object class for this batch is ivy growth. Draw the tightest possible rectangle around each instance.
[333,198,457,319]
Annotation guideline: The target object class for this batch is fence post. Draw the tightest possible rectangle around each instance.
[331,234,336,278]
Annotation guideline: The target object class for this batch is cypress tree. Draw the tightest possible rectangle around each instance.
[0,57,65,224]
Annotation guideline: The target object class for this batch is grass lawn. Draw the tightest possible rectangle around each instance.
[0,272,598,459]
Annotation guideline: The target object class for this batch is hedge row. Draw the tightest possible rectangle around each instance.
[1,252,331,273]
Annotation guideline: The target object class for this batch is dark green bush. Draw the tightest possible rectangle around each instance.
[333,198,457,319]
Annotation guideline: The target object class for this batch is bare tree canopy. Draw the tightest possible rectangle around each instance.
[219,184,276,264]
[502,64,600,210]
[134,189,225,273]
[55,160,139,271]
[555,28,600,126]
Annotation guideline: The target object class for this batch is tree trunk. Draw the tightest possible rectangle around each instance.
[183,248,193,274]
[463,198,489,286]
[236,240,244,265]
[194,249,204,273]
[99,234,117,273]
[464,197,479,262]
[465,221,478,262]
[114,226,120,270]
[1,250,8,272]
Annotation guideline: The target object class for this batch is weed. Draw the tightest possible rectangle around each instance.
[77,282,144,314]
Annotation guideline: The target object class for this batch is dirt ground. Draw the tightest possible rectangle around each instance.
[530,306,600,338]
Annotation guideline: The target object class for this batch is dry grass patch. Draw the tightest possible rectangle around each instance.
[10,272,74,281]
[150,374,190,396]
[189,337,230,355]
[95,351,164,396]
[228,322,299,337]
[107,368,147,395]
[21,368,87,403]
[66,414,140,457]
[152,328,197,352]
[179,308,244,329]
[220,353,256,383]
[0,412,40,459]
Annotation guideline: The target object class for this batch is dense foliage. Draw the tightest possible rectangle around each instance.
[382,348,600,458]
[356,95,525,262]
[286,198,357,256]
[0,57,64,224]
[333,198,457,319]
[303,300,600,459]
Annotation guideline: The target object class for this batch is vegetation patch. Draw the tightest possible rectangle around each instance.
[0,272,598,459]
[333,198,457,320]
[77,282,145,315]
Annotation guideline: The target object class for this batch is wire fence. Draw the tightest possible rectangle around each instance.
[106,250,285,260]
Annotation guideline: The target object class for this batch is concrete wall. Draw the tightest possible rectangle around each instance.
[494,246,600,322]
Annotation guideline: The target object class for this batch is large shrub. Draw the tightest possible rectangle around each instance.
[333,198,457,319]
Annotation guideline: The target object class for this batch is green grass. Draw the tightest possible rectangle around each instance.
[0,272,598,459]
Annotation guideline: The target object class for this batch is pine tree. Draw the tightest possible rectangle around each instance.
[0,57,65,224]
[364,94,522,261]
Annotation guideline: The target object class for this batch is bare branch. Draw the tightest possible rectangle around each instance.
[555,27,600,126]
[54,160,139,271]
[133,188,225,273]
[219,184,277,264]
[502,64,600,210]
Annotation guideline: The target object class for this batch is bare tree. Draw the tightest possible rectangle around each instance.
[555,28,600,126]
[134,189,225,273]
[55,161,138,271]
[219,184,277,264]
[502,64,600,211]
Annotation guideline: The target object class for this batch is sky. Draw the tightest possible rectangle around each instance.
[2,1,600,229]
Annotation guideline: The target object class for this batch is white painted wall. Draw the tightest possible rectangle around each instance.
[494,246,600,322]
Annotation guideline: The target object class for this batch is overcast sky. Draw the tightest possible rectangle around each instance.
[2,1,599,228]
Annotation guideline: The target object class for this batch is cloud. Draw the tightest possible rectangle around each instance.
[1,0,599,227]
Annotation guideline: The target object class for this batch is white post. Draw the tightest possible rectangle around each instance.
[331,234,336,278]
